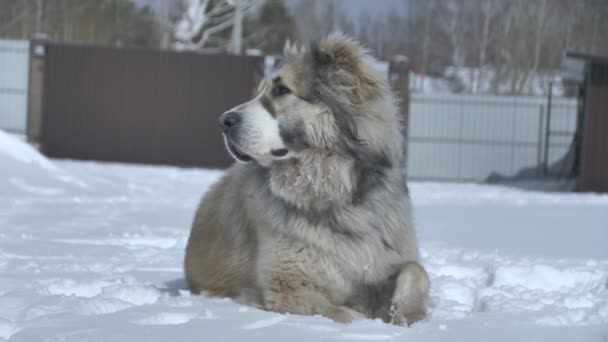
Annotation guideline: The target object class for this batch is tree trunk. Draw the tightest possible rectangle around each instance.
[420,0,433,92]
[476,1,492,94]
[528,0,546,95]
[230,0,243,54]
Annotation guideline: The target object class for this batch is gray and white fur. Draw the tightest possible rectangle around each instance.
[184,33,429,325]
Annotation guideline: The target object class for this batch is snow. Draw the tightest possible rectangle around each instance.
[410,66,567,97]
[0,131,86,196]
[1,130,607,341]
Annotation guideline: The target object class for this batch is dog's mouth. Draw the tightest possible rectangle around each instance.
[222,135,253,163]
[222,135,291,164]
[225,138,252,162]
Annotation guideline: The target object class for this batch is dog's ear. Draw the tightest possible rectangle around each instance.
[311,41,334,67]
[283,39,291,55]
[312,33,382,102]
[283,39,299,58]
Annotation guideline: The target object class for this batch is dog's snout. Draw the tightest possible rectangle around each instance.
[219,112,241,131]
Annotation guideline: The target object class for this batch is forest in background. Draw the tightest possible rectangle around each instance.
[1,0,606,95]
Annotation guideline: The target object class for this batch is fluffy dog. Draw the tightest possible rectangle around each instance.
[184,33,429,325]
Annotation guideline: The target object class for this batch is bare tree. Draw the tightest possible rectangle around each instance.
[527,0,546,94]
[418,0,436,91]
[157,0,183,49]
[293,0,320,43]
[468,0,502,93]
[174,0,257,52]
[441,1,465,69]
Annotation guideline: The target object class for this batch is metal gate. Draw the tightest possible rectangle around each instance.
[0,39,29,133]
[407,94,578,182]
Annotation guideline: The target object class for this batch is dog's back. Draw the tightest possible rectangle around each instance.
[185,165,258,299]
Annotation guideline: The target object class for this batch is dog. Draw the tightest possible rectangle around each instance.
[184,33,429,326]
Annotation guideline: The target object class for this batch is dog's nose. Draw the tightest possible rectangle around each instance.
[219,112,241,131]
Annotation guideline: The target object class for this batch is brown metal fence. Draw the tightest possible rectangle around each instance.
[40,43,262,168]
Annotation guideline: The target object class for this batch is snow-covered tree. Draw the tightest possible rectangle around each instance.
[174,0,258,53]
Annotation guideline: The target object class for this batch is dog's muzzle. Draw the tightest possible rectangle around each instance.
[218,111,253,162]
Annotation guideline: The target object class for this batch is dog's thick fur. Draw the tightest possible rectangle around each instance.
[184,33,429,325]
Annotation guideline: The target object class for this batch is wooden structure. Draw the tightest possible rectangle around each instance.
[564,52,608,192]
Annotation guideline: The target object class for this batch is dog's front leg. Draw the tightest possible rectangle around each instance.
[389,261,430,326]
[262,272,365,323]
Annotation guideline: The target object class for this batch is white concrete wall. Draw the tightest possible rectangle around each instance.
[0,39,30,133]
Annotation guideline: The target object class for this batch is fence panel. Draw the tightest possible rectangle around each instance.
[41,43,262,168]
[0,39,29,133]
[407,94,577,181]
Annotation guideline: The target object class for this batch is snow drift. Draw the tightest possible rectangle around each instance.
[0,129,607,341]
[0,130,85,197]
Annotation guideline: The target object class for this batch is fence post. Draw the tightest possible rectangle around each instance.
[543,81,553,176]
[26,39,47,145]
[537,104,545,169]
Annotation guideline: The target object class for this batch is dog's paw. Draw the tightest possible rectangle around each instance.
[389,302,427,326]
[325,305,366,324]
[389,261,430,326]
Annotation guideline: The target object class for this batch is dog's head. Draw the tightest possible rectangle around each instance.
[219,33,398,168]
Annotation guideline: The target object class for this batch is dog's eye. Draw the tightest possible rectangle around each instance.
[272,85,291,97]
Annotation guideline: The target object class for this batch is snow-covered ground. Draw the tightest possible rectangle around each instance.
[1,130,607,341]
[409,67,567,97]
